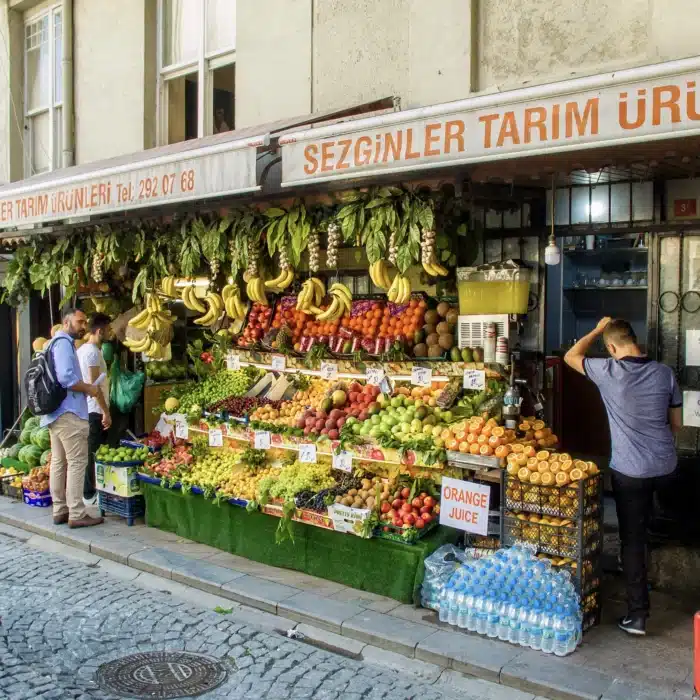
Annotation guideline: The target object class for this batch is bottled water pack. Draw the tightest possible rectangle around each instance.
[437,544,581,655]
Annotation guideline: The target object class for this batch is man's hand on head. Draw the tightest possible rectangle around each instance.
[595,317,612,334]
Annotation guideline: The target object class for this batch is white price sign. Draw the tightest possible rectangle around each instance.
[332,450,353,473]
[299,443,317,463]
[366,367,385,386]
[320,361,339,380]
[174,417,189,440]
[411,366,432,387]
[463,369,486,390]
[271,355,286,371]
[226,352,240,371]
[439,476,491,535]
[155,414,174,437]
[254,430,271,450]
[208,428,224,447]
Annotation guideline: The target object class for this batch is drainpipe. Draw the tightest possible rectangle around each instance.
[61,0,74,168]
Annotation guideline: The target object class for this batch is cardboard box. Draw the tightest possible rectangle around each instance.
[96,463,142,497]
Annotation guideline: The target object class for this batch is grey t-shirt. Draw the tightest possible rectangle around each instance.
[584,356,682,479]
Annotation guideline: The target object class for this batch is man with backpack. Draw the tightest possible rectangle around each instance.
[39,308,108,528]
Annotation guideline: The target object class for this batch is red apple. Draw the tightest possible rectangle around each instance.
[403,513,416,526]
[419,492,428,499]
[380,502,391,514]
[415,518,425,529]
[391,499,402,510]
[411,497,423,509]
[423,496,436,509]
[422,513,434,524]
[315,419,325,431]
[321,428,329,435]
[328,429,339,440]
[420,505,432,515]
[401,487,411,499]
[336,417,346,429]
[393,517,403,527]
[401,502,412,514]
[387,509,397,520]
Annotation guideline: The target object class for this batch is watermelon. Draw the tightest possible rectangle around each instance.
[8,443,21,459]
[19,428,33,445]
[40,449,51,466]
[32,427,51,451]
[18,445,42,467]
[24,416,41,432]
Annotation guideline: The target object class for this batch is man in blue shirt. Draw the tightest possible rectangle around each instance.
[565,318,682,636]
[42,308,107,529]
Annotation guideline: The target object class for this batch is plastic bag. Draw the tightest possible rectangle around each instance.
[421,544,469,611]
[109,361,145,413]
[101,341,115,365]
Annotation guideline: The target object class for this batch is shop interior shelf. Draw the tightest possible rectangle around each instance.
[563,286,648,292]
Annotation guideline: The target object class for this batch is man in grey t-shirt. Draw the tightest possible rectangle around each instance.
[565,318,682,636]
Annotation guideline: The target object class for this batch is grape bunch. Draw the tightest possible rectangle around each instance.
[257,461,336,502]
[295,474,364,513]
[176,369,255,414]
[210,396,284,417]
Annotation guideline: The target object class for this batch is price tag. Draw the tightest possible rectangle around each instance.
[155,414,173,437]
[320,361,338,381]
[366,367,385,386]
[254,430,271,450]
[463,369,486,390]
[411,366,432,387]
[332,450,353,473]
[175,418,189,440]
[226,352,240,371]
[271,355,286,371]
[208,428,223,447]
[299,443,317,463]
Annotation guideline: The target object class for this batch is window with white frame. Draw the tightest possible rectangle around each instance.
[24,4,63,175]
[158,0,236,145]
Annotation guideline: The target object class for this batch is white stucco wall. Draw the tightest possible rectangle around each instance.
[312,0,475,113]
[235,0,312,128]
[73,0,153,164]
[478,0,700,93]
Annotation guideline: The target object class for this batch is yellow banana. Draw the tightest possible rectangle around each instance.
[264,269,288,290]
[387,273,400,302]
[222,284,238,303]
[255,278,268,305]
[310,277,326,304]
[369,261,383,289]
[296,282,312,311]
[377,261,392,289]
[207,292,224,315]
[330,283,352,308]
[129,334,153,353]
[188,287,207,313]
[316,297,342,322]
[128,308,151,329]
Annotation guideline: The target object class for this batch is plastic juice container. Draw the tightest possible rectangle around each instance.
[457,268,530,315]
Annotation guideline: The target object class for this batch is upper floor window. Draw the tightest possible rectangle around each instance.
[158,0,236,144]
[24,4,63,175]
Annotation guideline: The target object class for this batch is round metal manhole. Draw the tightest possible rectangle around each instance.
[96,651,228,699]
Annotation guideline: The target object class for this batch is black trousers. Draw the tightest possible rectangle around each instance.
[611,469,675,618]
[85,413,107,499]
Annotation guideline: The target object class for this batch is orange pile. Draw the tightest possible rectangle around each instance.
[339,300,385,339]
[376,298,427,342]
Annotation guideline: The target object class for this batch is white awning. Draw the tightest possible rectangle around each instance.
[279,56,700,187]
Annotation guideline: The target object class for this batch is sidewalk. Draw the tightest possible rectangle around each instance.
[0,495,694,700]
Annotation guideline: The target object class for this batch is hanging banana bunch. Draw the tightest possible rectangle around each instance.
[181,283,206,313]
[125,294,173,358]
[159,276,178,297]
[313,283,352,322]
[368,260,393,290]
[295,277,326,314]
[387,273,412,305]
[193,291,224,326]
[222,283,247,322]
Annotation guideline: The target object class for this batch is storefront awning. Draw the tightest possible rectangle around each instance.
[0,97,397,232]
[279,56,700,188]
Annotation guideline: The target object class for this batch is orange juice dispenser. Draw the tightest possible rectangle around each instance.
[457,263,531,315]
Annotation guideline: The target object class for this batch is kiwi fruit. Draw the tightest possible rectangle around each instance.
[446,309,459,325]
[353,498,365,508]
[438,333,455,350]
[413,343,428,357]
[437,301,451,318]
[341,496,353,506]
[424,309,439,326]
[426,333,439,347]
[428,345,444,358]
[348,488,358,497]
[423,324,436,337]
[436,321,451,335]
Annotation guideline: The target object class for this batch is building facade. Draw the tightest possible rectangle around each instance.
[2,0,700,184]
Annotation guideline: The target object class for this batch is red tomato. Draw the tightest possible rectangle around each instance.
[415,518,425,529]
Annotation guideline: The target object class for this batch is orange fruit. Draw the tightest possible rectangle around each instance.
[455,431,469,442]
[517,468,530,482]
[555,471,570,486]
[469,443,480,455]
[495,445,509,458]
[511,443,524,454]
[536,450,550,461]
[526,456,538,469]
[458,441,470,453]
[466,433,478,444]
[570,468,584,481]
[488,435,502,448]
[480,425,493,437]
[540,472,555,486]
[524,445,537,458]
[516,454,529,467]
[468,423,481,435]
[480,444,494,456]
[440,429,452,440]
[529,471,542,484]
[519,422,531,432]
[560,460,573,472]
[532,420,546,431]
[477,434,488,445]
[446,438,459,450]
[491,426,505,438]
[538,461,551,474]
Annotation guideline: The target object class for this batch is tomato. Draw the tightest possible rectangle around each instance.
[411,497,423,509]
[401,487,411,499]
[422,513,433,524]
[414,518,425,529]
[423,496,436,509]
[401,502,412,514]
[380,501,391,514]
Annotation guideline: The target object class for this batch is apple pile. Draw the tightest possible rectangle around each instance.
[379,486,439,531]
[238,303,273,348]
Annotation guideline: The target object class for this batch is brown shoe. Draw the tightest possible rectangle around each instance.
[53,513,69,525]
[68,515,104,529]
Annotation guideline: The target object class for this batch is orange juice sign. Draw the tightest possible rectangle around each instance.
[281,62,700,185]
[439,476,491,536]
[0,139,262,228]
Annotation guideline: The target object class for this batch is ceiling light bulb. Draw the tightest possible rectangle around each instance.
[545,236,561,266]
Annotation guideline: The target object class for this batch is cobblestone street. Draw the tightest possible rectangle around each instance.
[0,533,544,700]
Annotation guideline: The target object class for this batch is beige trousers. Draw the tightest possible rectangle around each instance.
[48,412,89,521]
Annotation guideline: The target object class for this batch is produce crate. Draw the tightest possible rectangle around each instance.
[581,585,602,632]
[373,518,439,545]
[502,470,602,519]
[23,488,52,507]
[120,436,161,452]
[501,511,601,559]
[98,492,145,526]
[136,473,163,486]
[95,461,142,497]
[0,474,22,499]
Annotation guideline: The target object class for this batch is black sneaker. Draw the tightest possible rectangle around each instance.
[618,616,646,636]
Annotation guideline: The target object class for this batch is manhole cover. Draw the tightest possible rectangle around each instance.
[96,651,228,699]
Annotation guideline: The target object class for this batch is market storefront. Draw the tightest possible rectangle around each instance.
[2,57,700,657]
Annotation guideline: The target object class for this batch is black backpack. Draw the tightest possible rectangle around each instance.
[24,337,72,416]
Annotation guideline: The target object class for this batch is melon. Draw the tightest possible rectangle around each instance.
[32,337,48,353]
[32,427,51,451]
[24,416,41,432]
[40,450,51,466]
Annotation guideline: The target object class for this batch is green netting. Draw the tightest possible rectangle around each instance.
[141,483,458,604]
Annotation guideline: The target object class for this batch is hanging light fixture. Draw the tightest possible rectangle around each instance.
[545,174,561,266]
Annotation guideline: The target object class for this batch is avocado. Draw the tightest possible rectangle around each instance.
[472,347,483,362]
[450,347,462,362]
[461,347,473,363]
[413,328,425,345]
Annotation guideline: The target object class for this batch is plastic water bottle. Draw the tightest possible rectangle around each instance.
[448,586,461,626]
[507,599,521,644]
[565,604,580,653]
[528,601,543,650]
[517,598,531,647]
[438,585,451,623]
[466,587,479,632]
[497,593,510,641]
[485,591,500,638]
[475,587,488,635]
[540,603,555,654]
[458,587,473,629]
[553,605,573,657]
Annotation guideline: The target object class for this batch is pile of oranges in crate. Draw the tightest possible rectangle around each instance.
[506,451,599,487]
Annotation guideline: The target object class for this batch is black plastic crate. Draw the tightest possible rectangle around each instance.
[98,492,145,526]
[581,585,602,632]
[502,511,601,559]
[502,469,602,520]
